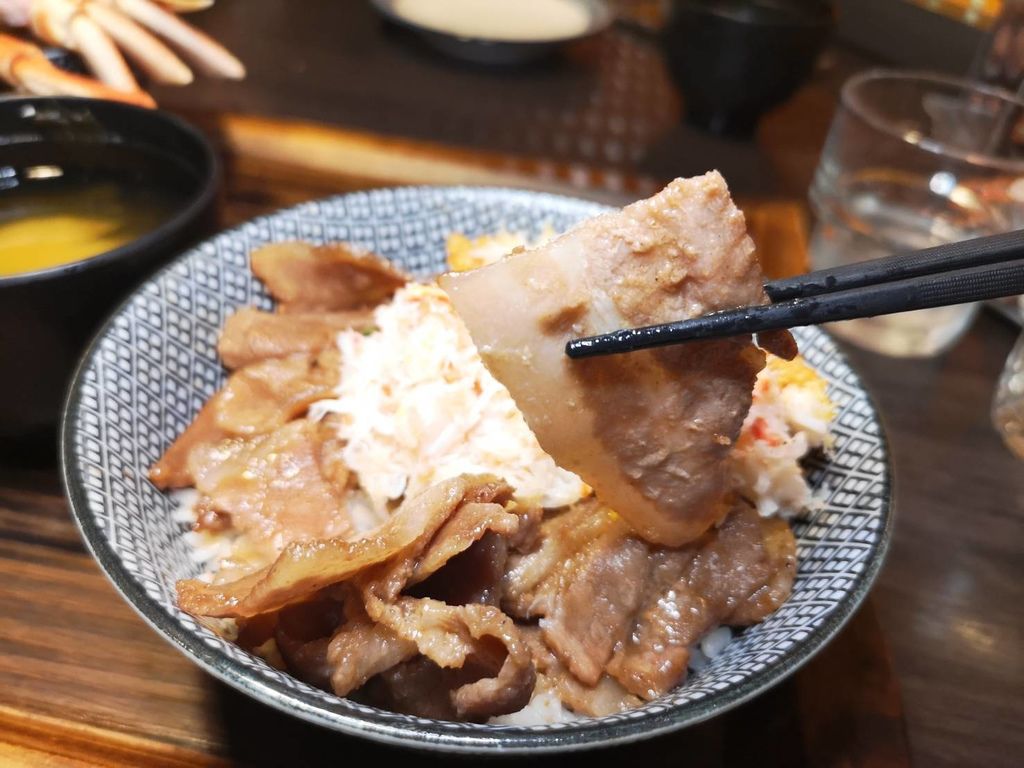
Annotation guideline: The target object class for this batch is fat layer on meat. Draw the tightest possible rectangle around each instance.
[440,172,780,546]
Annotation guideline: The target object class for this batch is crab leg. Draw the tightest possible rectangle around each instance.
[157,0,213,10]
[0,31,155,106]
[105,0,244,79]
[0,0,240,104]
[83,0,192,84]
[29,0,140,90]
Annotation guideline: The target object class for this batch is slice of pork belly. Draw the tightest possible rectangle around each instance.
[440,172,778,546]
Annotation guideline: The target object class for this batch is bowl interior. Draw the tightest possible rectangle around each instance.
[61,187,891,753]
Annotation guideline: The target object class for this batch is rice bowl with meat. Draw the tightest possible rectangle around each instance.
[150,175,838,725]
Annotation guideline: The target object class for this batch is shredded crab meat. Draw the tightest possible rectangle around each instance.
[310,283,588,513]
[734,355,836,517]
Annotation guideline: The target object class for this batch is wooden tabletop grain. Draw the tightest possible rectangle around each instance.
[1,2,1023,765]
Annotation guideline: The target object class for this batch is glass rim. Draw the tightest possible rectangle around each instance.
[841,68,1024,173]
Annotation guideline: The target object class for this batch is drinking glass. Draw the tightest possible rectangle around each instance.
[994,298,1024,459]
[809,69,1024,357]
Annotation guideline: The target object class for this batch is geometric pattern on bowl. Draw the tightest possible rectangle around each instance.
[62,187,892,753]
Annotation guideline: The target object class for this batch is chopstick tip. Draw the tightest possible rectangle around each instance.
[565,337,591,358]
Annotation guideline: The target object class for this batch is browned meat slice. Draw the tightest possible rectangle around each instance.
[608,504,798,700]
[409,531,508,607]
[149,352,340,490]
[250,242,407,313]
[217,307,374,370]
[272,598,350,690]
[185,420,351,553]
[148,394,229,489]
[722,515,796,625]
[368,648,534,722]
[504,499,797,708]
[538,533,647,686]
[329,501,529,720]
[352,495,535,719]
[176,475,513,618]
[361,596,535,721]
[501,500,647,686]
[440,173,776,546]
[523,628,642,717]
[457,639,534,721]
[326,618,417,696]
[408,500,520,588]
[604,550,703,700]
[502,499,625,618]
[214,351,339,436]
[366,657,469,720]
[178,475,536,720]
[685,504,794,618]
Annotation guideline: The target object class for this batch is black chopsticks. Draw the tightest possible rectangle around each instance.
[566,229,1024,359]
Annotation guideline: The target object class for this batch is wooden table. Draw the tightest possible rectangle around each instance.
[2,3,1023,765]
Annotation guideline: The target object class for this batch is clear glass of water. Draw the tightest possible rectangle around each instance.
[994,298,1024,459]
[809,70,1024,357]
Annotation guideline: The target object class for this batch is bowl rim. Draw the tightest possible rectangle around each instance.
[0,96,218,289]
[670,0,834,28]
[59,185,894,754]
[369,0,614,47]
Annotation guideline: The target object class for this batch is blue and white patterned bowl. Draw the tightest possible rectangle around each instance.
[60,187,892,754]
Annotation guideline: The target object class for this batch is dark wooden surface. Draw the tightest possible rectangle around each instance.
[150,0,866,201]
[843,313,1024,768]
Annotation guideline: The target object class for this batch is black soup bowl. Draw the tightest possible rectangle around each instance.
[664,0,834,137]
[0,98,217,455]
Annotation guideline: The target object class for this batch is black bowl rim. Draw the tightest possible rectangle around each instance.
[670,0,834,28]
[0,96,218,288]
[59,185,893,754]
[369,0,614,47]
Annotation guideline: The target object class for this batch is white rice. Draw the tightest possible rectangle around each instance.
[489,690,578,726]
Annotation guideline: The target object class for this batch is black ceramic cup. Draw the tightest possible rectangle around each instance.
[664,0,833,137]
[0,98,217,455]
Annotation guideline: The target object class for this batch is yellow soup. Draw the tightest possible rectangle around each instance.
[0,183,179,277]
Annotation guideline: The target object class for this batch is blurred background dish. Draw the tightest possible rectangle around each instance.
[370,0,613,65]
[663,0,834,137]
[0,97,217,455]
